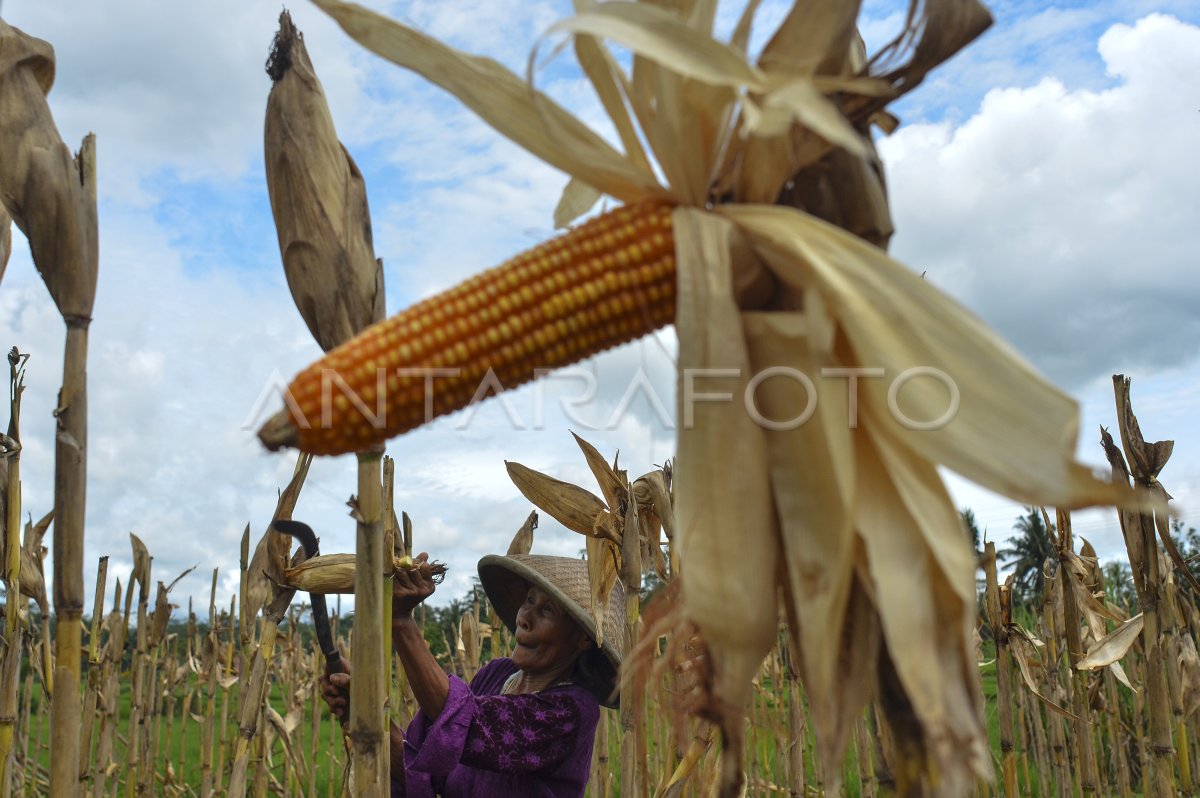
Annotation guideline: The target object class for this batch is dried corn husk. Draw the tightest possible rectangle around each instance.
[281,552,445,594]
[21,509,52,612]
[0,20,97,320]
[1,25,99,798]
[505,460,617,542]
[1077,614,1144,671]
[243,453,312,624]
[0,203,11,285]
[507,510,537,556]
[309,1,1150,793]
[264,11,384,352]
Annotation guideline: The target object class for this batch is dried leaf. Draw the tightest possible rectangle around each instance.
[311,0,661,205]
[1077,614,1144,671]
[17,546,44,605]
[674,208,780,796]
[553,178,602,229]
[584,536,619,648]
[1113,375,1173,481]
[129,533,152,604]
[1179,634,1200,717]
[1061,549,1123,642]
[721,203,1139,511]
[1009,630,1079,720]
[632,468,675,543]
[571,431,626,514]
[246,453,312,620]
[505,460,615,541]
[1109,660,1137,693]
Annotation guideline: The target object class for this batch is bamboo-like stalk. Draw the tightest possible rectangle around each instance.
[1102,665,1132,798]
[1056,510,1100,793]
[77,556,108,787]
[1107,377,1175,798]
[0,350,27,796]
[383,457,396,695]
[90,579,120,798]
[855,713,876,798]
[0,25,100,793]
[47,126,98,798]
[984,543,1018,798]
[18,668,33,796]
[200,569,219,798]
[216,594,237,790]
[308,649,321,798]
[123,551,151,798]
[782,652,801,792]
[619,478,643,798]
[1014,693,1030,795]
[227,603,285,798]
[1162,579,1194,796]
[1019,683,1052,798]
[1039,584,1072,798]
[350,449,388,796]
[147,625,169,795]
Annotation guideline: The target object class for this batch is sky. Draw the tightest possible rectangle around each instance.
[0,0,1197,618]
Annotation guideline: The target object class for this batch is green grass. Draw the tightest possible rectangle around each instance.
[25,678,349,796]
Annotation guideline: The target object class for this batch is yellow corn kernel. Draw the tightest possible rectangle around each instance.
[261,200,677,455]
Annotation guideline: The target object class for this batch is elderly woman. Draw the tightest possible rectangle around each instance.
[321,553,625,798]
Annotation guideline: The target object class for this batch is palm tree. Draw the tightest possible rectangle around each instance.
[960,507,982,557]
[998,507,1056,606]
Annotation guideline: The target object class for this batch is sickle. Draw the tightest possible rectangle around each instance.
[272,520,348,713]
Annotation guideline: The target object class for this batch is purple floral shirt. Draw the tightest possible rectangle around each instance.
[394,657,601,798]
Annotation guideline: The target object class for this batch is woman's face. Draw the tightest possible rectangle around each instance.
[511,585,591,676]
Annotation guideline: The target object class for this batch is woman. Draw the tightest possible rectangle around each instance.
[321,553,625,798]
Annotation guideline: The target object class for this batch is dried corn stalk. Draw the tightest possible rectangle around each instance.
[261,1,1152,794]
[0,20,98,798]
[264,12,391,794]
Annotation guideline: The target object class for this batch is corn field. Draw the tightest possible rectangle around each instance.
[0,373,1194,797]
[0,1,1191,797]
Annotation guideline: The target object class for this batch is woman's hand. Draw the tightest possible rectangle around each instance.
[393,552,437,618]
[319,661,351,723]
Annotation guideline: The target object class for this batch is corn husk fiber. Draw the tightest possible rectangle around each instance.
[306,1,1147,793]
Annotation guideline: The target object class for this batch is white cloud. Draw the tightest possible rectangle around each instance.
[878,13,1200,388]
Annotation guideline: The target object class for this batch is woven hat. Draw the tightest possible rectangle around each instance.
[477,554,626,708]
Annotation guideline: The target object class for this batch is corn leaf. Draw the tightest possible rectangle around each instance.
[1077,614,1144,671]
[721,204,1139,510]
[505,460,615,541]
[311,0,659,205]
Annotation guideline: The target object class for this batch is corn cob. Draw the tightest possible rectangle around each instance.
[260,199,677,455]
[282,553,447,594]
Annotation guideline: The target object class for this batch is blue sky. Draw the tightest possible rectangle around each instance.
[1,0,1198,612]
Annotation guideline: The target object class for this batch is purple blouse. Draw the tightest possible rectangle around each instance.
[394,657,601,798]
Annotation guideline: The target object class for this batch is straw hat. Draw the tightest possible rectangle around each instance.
[477,554,626,708]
